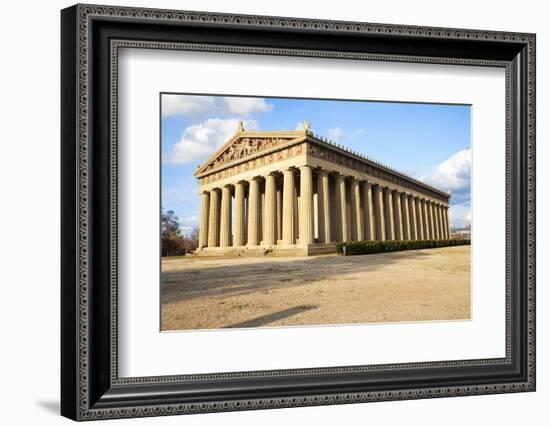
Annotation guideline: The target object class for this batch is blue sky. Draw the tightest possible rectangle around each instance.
[161,94,471,234]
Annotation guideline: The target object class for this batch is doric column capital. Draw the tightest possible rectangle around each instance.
[316,168,329,176]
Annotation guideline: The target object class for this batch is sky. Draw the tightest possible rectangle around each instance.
[161,94,471,235]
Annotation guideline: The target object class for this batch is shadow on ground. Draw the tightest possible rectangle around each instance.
[161,249,439,304]
[224,305,319,328]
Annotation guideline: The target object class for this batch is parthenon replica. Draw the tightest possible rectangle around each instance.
[194,121,451,256]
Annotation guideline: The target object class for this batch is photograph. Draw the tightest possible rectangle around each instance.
[160,94,472,331]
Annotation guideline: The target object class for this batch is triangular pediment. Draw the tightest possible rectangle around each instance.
[194,130,306,176]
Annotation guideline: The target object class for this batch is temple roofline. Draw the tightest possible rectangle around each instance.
[193,128,450,200]
[306,133,451,200]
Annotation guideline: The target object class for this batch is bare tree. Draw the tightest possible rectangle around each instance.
[182,227,199,253]
[161,209,186,257]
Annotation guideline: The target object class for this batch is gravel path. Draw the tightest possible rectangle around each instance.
[161,245,471,330]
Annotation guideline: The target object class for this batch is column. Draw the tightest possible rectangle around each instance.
[276,184,282,241]
[414,197,423,240]
[392,190,403,240]
[247,178,260,245]
[422,199,430,239]
[317,170,331,243]
[264,173,277,246]
[219,186,232,247]
[415,197,424,240]
[198,191,209,248]
[408,194,417,240]
[433,202,439,239]
[436,204,443,240]
[443,206,450,239]
[383,187,395,240]
[446,206,452,238]
[335,174,348,242]
[345,183,352,242]
[363,182,375,240]
[440,205,447,239]
[373,185,386,240]
[294,192,300,242]
[426,200,436,240]
[282,169,296,245]
[313,192,319,241]
[351,178,364,241]
[433,203,441,239]
[207,189,220,247]
[259,188,264,243]
[299,166,314,245]
[431,203,437,239]
[401,192,411,240]
[333,176,342,242]
[233,182,245,246]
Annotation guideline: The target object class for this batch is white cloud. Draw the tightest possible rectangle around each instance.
[176,216,199,235]
[162,95,216,117]
[166,118,259,164]
[449,204,471,229]
[422,149,472,229]
[162,95,272,118]
[178,216,198,234]
[222,97,272,116]
[328,127,344,141]
[327,127,366,142]
[422,149,471,204]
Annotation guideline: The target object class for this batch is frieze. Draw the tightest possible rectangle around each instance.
[309,143,448,202]
[203,137,295,173]
[200,143,305,185]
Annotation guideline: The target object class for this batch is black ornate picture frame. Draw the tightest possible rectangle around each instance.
[61,4,536,421]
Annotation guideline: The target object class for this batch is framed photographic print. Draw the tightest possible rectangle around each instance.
[61,4,536,421]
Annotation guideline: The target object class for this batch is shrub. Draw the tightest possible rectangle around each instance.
[336,239,471,255]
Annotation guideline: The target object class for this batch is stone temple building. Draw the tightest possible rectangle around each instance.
[194,121,451,256]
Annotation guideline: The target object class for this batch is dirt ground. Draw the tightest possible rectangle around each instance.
[161,245,471,331]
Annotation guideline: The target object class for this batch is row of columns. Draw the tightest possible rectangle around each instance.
[198,166,451,249]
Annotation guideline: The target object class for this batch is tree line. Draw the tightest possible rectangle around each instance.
[161,209,198,257]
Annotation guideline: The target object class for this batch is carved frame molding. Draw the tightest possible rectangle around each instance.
[61,4,535,421]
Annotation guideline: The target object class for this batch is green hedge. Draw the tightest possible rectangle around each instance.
[336,239,471,255]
